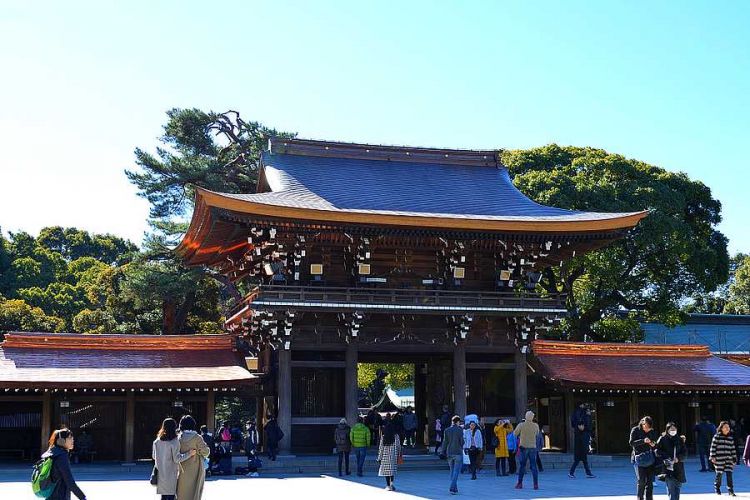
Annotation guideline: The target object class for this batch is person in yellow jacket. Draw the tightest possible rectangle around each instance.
[493,418,510,476]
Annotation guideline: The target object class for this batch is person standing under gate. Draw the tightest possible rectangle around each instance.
[377,418,402,491]
[350,416,371,476]
[334,418,352,476]
[493,418,510,476]
[569,421,595,479]
[513,410,540,490]
[440,415,465,495]
[505,420,518,474]
[464,420,483,480]
[695,416,716,472]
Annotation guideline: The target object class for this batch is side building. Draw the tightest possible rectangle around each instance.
[176,138,647,454]
[0,332,257,461]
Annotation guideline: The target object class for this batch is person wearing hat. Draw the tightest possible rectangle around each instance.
[334,418,353,476]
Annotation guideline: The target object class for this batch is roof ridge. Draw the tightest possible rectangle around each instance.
[2,332,235,351]
[532,339,710,357]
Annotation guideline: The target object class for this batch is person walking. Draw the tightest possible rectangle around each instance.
[464,420,483,480]
[403,406,418,448]
[334,418,352,476]
[350,416,371,476]
[493,418,510,476]
[440,415,465,495]
[569,420,595,478]
[535,424,545,472]
[377,420,402,491]
[243,419,258,456]
[176,415,211,500]
[656,422,687,500]
[695,416,717,472]
[439,405,452,447]
[264,414,283,461]
[630,415,658,500]
[514,411,540,490]
[505,420,517,474]
[40,428,87,500]
[153,418,196,500]
[711,421,737,496]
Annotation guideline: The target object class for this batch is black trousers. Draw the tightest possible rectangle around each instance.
[715,470,734,492]
[467,448,479,478]
[161,496,175,500]
[635,464,655,500]
[337,451,350,475]
[508,452,517,473]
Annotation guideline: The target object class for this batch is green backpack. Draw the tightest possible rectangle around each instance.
[31,456,56,498]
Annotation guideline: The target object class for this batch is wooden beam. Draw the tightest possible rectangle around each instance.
[466,362,516,370]
[277,349,292,454]
[345,343,359,426]
[291,360,347,368]
[206,390,215,433]
[453,343,467,417]
[40,392,51,454]
[514,351,528,422]
[125,391,135,462]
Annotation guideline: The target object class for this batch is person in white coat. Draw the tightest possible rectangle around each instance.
[152,418,195,500]
[463,420,484,480]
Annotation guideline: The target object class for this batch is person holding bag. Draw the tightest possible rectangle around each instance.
[152,418,196,500]
[629,416,658,500]
[464,420,483,480]
[656,422,686,500]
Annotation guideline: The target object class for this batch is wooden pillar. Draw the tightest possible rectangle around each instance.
[345,343,359,426]
[453,343,467,417]
[278,348,292,454]
[629,393,639,427]
[564,393,575,453]
[514,350,528,422]
[41,392,52,454]
[206,390,215,432]
[125,391,135,462]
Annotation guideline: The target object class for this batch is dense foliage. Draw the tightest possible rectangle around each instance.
[502,145,729,341]
[358,363,414,391]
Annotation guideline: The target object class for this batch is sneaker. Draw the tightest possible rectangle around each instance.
[534,484,539,490]
[391,485,397,491]
[568,473,575,478]
[586,473,596,478]
[515,482,523,489]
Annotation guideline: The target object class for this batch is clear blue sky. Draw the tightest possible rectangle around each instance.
[1,1,748,253]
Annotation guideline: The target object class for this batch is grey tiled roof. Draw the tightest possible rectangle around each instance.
[215,151,641,222]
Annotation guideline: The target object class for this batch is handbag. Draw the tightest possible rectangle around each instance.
[397,454,404,465]
[149,466,159,486]
[635,449,655,467]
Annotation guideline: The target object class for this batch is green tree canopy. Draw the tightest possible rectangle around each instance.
[124,109,294,333]
[358,363,414,391]
[725,255,750,314]
[502,145,729,341]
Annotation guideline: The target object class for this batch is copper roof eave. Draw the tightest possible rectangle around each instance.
[189,187,648,232]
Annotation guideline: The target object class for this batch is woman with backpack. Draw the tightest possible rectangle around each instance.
[38,428,87,500]
[493,418,510,476]
[176,415,211,500]
[152,418,196,500]
[334,418,352,476]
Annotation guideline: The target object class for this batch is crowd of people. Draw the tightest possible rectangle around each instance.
[33,406,750,499]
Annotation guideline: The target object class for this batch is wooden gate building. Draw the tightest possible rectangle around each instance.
[177,138,647,453]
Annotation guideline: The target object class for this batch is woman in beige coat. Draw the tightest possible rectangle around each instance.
[176,415,211,500]
[152,418,195,500]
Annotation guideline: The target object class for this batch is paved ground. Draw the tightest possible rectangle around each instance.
[3,458,750,499]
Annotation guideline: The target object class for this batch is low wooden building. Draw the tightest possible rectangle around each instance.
[0,333,257,461]
[531,340,750,454]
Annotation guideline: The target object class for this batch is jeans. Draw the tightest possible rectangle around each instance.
[448,454,462,492]
[635,464,655,500]
[517,447,539,485]
[354,447,367,475]
[665,477,681,500]
[337,451,350,475]
[404,428,416,447]
[495,457,507,475]
[570,455,592,476]
[698,446,710,470]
